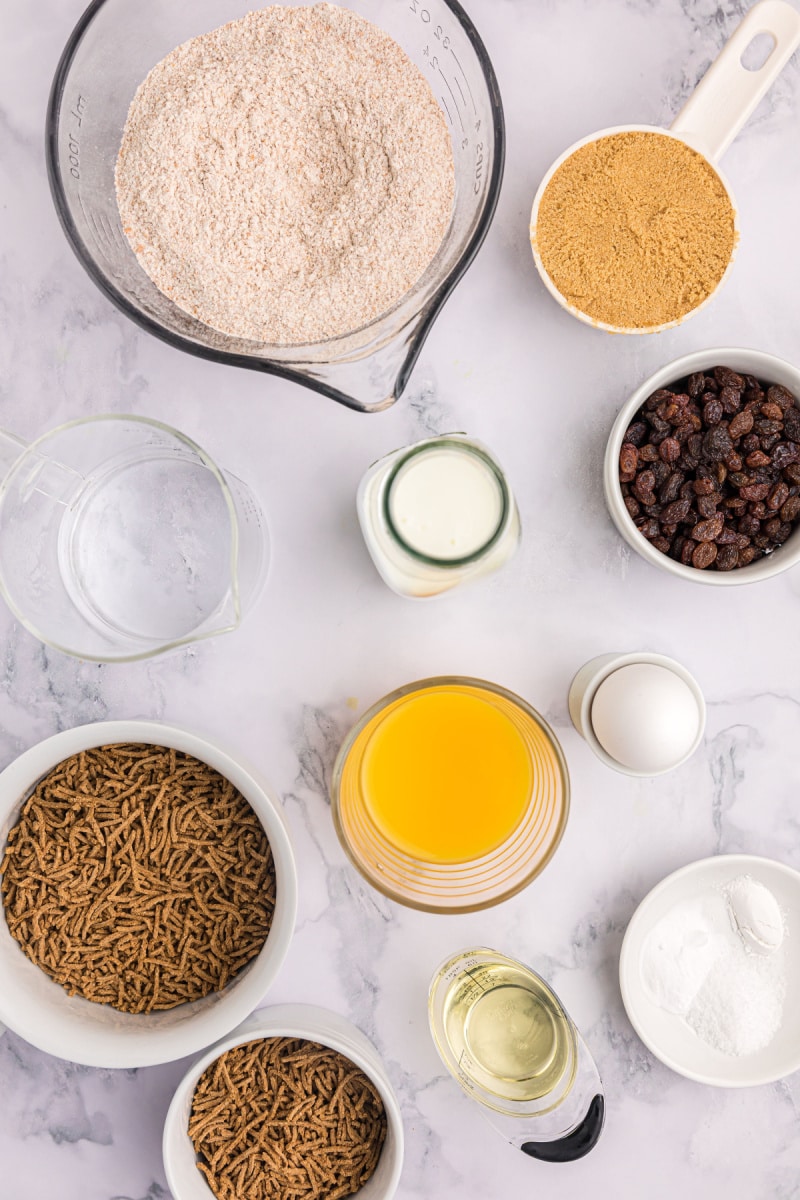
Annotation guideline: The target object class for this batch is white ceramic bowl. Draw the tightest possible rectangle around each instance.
[163,1004,404,1200]
[0,721,297,1067]
[620,854,800,1086]
[604,348,800,586]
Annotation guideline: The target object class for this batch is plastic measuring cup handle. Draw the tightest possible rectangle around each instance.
[520,1094,605,1163]
[670,0,800,163]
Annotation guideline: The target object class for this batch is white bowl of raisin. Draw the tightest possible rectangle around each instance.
[605,349,800,584]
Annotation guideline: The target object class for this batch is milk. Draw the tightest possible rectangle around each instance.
[357,435,520,598]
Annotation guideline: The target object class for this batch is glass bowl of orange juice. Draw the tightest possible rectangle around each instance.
[330,677,570,913]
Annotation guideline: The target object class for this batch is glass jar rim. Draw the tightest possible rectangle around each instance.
[382,438,510,567]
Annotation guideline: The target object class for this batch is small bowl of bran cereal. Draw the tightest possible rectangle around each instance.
[0,721,297,1067]
[163,1004,404,1200]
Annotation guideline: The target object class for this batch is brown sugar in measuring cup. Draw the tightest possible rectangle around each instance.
[529,0,800,334]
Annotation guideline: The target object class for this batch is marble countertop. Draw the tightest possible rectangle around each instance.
[2,0,800,1197]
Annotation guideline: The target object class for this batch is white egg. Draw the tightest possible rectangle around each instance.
[590,663,702,774]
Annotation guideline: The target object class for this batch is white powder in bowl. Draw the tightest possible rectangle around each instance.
[115,3,455,346]
[640,875,786,1057]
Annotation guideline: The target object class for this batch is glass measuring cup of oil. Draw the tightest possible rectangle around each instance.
[429,948,605,1162]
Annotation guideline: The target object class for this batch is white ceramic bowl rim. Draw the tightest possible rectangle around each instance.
[529,125,740,335]
[604,347,800,586]
[619,854,800,1087]
[0,720,297,1068]
[163,1004,404,1200]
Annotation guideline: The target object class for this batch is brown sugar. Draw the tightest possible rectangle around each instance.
[532,131,737,330]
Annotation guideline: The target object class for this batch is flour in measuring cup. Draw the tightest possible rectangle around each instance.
[116,4,455,345]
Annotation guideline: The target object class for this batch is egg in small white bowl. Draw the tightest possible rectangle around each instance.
[0,720,297,1067]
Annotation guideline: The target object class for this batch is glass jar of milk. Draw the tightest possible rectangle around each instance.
[357,435,520,598]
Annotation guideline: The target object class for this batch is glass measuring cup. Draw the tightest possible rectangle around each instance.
[330,677,570,913]
[46,0,505,413]
[0,416,268,662]
[429,948,605,1162]
[530,0,800,334]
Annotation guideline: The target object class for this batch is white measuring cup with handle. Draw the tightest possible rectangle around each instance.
[530,0,800,334]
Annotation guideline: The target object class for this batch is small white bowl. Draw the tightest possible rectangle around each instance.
[620,854,800,1086]
[0,721,297,1067]
[604,348,800,586]
[568,652,706,777]
[163,1004,404,1200]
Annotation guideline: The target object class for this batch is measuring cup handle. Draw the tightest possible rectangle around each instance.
[520,1093,605,1163]
[670,0,800,162]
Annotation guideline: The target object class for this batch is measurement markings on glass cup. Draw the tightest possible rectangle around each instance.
[409,2,484,191]
[65,93,88,179]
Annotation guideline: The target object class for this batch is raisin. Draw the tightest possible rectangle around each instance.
[687,372,706,397]
[703,397,724,426]
[768,482,790,511]
[764,518,782,539]
[635,517,660,539]
[719,386,742,415]
[739,483,771,501]
[680,539,695,565]
[783,464,800,485]
[738,546,758,566]
[624,421,648,446]
[659,437,680,463]
[728,410,754,440]
[661,498,691,524]
[761,401,785,421]
[738,515,761,537]
[659,472,684,505]
[619,444,638,475]
[639,444,659,462]
[703,426,733,461]
[716,545,738,571]
[692,515,724,541]
[767,384,796,409]
[652,537,672,554]
[624,495,641,519]
[693,478,715,496]
[714,366,744,390]
[697,495,719,519]
[783,407,800,441]
[771,442,800,470]
[692,541,718,569]
[745,451,771,468]
[781,495,800,522]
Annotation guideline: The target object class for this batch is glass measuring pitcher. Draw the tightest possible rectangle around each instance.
[429,948,605,1162]
[0,416,268,662]
[46,0,505,413]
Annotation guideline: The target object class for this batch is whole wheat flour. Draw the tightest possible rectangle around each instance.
[116,3,455,345]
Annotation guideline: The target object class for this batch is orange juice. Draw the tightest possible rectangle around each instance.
[359,684,533,863]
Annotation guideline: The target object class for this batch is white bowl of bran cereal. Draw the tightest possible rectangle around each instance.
[163,1004,404,1200]
[604,348,800,585]
[0,721,297,1067]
